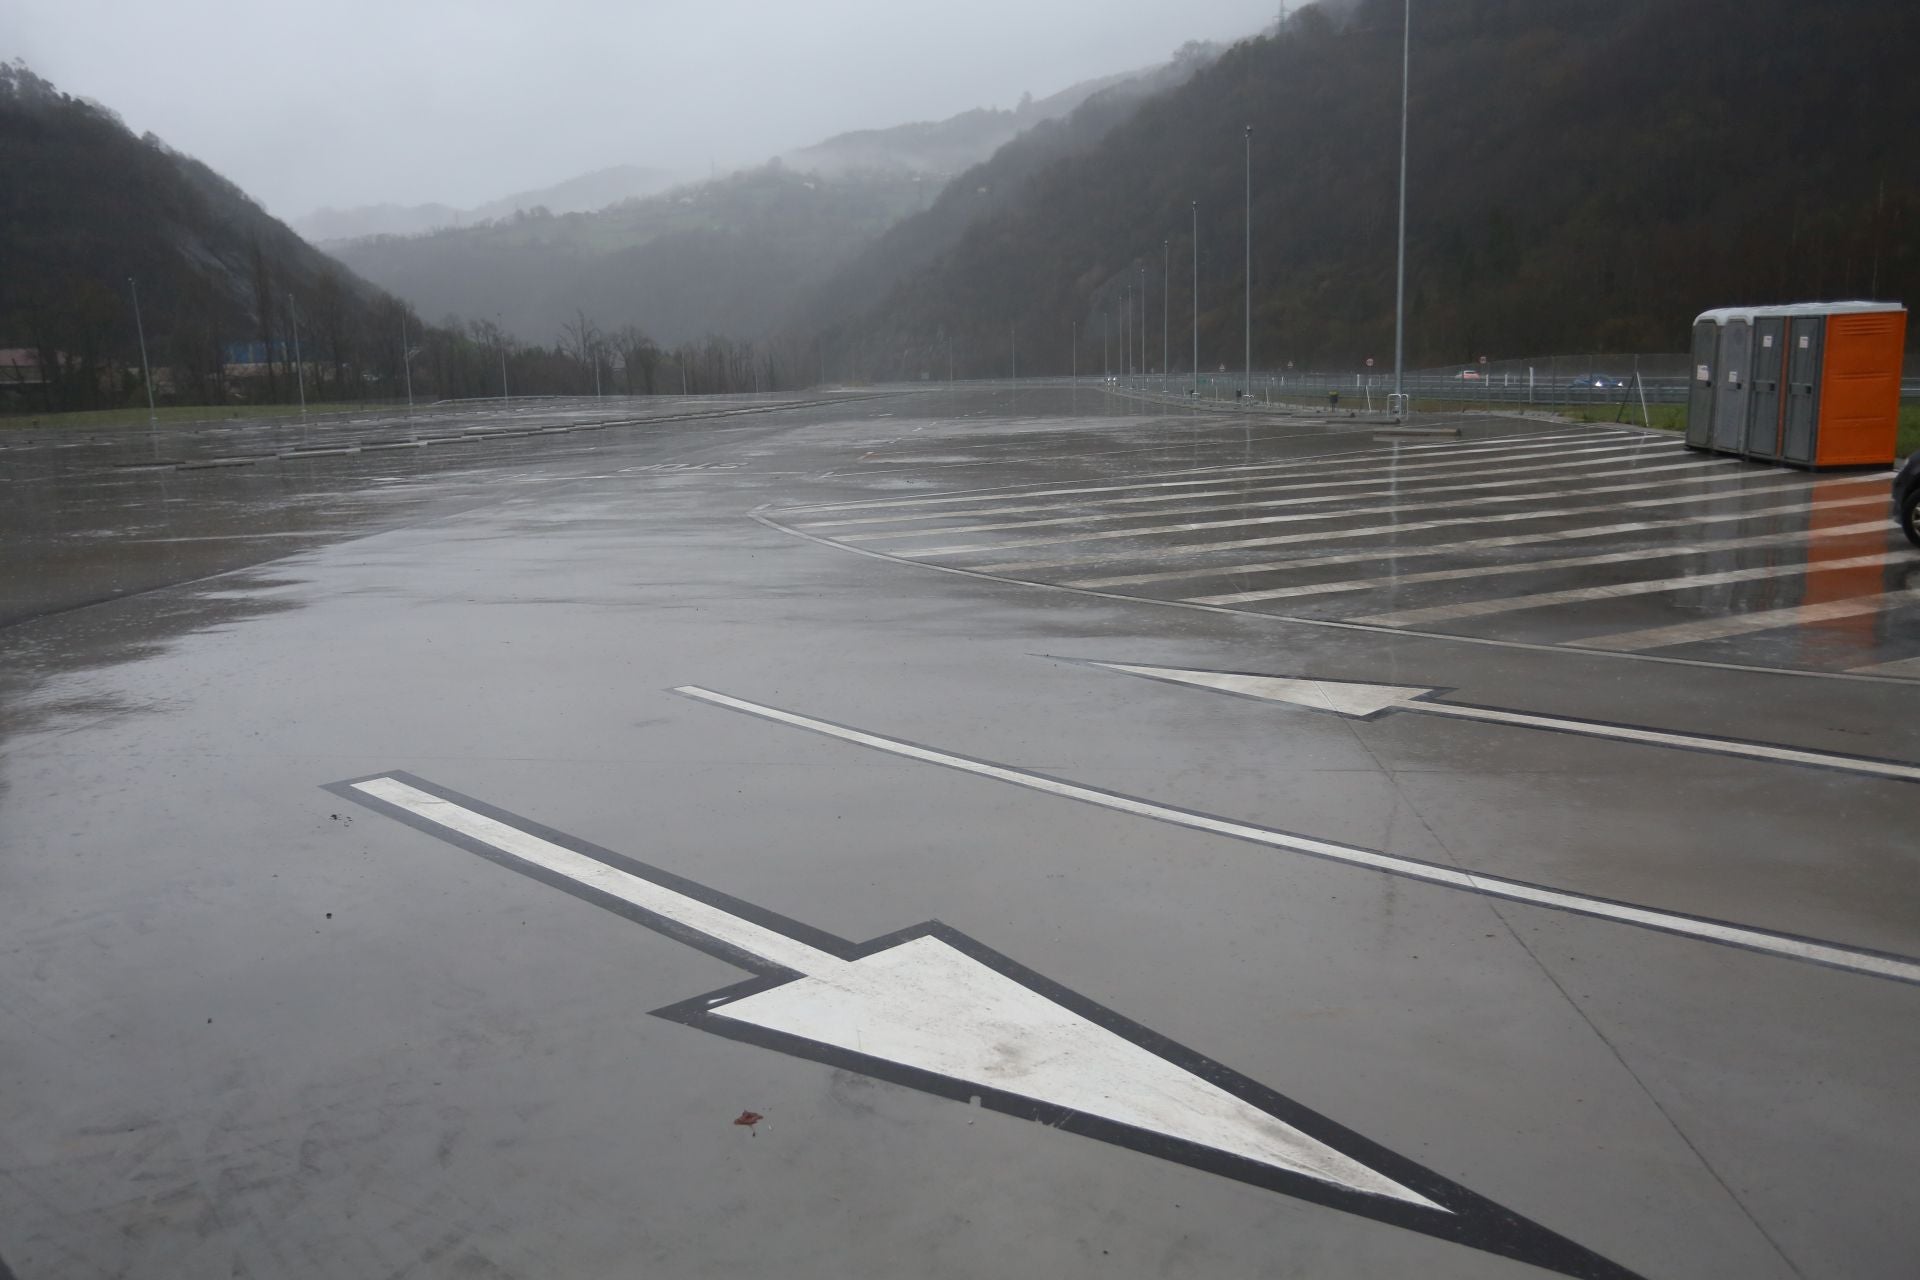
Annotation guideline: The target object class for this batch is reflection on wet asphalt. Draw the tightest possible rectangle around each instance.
[1,387,1916,1280]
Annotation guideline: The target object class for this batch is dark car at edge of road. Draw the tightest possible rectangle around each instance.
[1896,452,1920,547]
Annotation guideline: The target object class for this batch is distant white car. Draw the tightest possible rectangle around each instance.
[1451,369,1483,382]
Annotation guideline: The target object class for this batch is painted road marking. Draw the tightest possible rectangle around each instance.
[890,466,1801,560]
[674,686,1920,988]
[798,440,1675,528]
[1355,550,1916,628]
[330,772,1640,1280]
[1573,590,1920,652]
[779,431,1652,515]
[831,457,1729,542]
[1083,662,1920,784]
[1848,655,1920,678]
[1062,494,1891,590]
[962,474,1894,574]
[1184,521,1893,605]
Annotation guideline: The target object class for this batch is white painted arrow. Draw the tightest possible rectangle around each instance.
[334,770,1643,1280]
[1090,662,1920,784]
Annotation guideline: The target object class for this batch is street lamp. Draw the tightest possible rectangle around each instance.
[1244,123,1253,402]
[399,310,416,409]
[288,292,306,413]
[127,277,156,422]
[1162,239,1170,394]
[497,315,509,407]
[1391,0,1413,419]
[1190,201,1199,398]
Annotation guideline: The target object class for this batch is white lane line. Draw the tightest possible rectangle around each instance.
[673,687,1920,987]
[832,457,1725,542]
[889,466,1794,559]
[798,440,1673,528]
[1847,655,1920,678]
[1355,550,1916,628]
[972,475,1894,575]
[925,470,1889,571]
[1189,521,1893,605]
[1088,663,1920,784]
[778,431,1651,515]
[350,776,844,976]
[1064,494,1890,589]
[1572,590,1920,652]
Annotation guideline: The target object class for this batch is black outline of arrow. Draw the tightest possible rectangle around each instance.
[329,770,1644,1280]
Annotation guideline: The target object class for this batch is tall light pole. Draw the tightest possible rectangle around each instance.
[1244,123,1253,402]
[1010,322,1016,383]
[1392,0,1413,418]
[498,315,509,407]
[400,310,415,409]
[1122,284,1130,380]
[127,277,156,421]
[288,292,306,413]
[1191,201,1199,397]
[1071,320,1077,382]
[1102,307,1109,378]
[1138,264,1147,381]
[1162,239,1170,394]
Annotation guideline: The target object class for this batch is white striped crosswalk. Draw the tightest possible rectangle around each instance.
[769,426,1920,676]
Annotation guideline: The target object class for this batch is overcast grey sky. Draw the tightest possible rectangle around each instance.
[10,0,1282,220]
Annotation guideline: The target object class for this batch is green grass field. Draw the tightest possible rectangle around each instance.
[0,402,407,431]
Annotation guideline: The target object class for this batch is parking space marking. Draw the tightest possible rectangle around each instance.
[674,686,1920,987]
[1187,521,1893,605]
[832,457,1727,542]
[1356,550,1916,628]
[1572,590,1920,652]
[799,439,1670,528]
[780,429,1649,515]
[1061,494,1890,589]
[332,770,1641,1280]
[959,474,1891,573]
[892,467,1804,560]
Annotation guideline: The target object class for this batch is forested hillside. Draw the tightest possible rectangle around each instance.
[0,61,415,409]
[821,0,1920,380]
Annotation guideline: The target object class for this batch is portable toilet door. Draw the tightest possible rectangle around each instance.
[1781,314,1824,465]
[1808,305,1907,467]
[1710,319,1753,454]
[1745,314,1790,459]
[1685,318,1718,449]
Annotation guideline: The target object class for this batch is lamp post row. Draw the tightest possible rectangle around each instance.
[1056,1,1409,417]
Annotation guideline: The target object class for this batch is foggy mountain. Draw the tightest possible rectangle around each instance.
[817,0,1920,380]
[295,164,683,244]
[325,55,1214,346]
[779,68,1147,177]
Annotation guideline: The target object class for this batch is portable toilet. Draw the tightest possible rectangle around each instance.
[1686,302,1907,468]
[1684,311,1755,453]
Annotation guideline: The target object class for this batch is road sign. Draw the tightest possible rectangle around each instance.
[334,770,1643,1279]
[1083,662,1920,785]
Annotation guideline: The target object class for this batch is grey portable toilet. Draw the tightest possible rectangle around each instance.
[1709,316,1753,453]
[1745,313,1790,459]
[1685,317,1717,450]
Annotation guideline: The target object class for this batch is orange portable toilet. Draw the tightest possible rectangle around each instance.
[1690,301,1906,468]
[1795,302,1907,467]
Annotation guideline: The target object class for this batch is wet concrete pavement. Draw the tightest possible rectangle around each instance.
[2,388,1916,1279]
